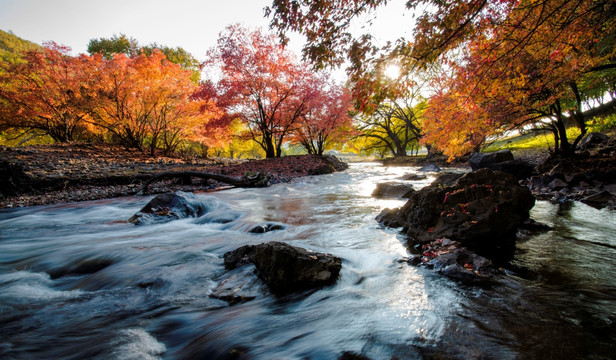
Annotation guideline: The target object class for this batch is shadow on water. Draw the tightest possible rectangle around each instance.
[1,163,615,359]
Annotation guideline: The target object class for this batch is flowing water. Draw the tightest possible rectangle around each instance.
[1,163,615,359]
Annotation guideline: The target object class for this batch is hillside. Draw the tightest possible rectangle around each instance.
[0,29,41,62]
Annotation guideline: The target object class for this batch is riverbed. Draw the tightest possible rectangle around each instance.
[1,163,615,359]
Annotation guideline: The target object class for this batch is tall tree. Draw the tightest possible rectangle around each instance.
[206,24,314,158]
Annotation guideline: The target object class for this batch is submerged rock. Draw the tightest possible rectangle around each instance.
[371,182,415,199]
[210,265,265,305]
[248,222,286,233]
[223,241,342,295]
[377,168,535,260]
[128,191,207,225]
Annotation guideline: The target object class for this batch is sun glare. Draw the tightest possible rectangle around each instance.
[384,64,400,79]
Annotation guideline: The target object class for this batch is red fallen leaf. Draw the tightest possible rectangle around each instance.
[463,263,474,270]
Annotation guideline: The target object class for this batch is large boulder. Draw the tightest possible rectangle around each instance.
[128,191,208,225]
[223,241,342,295]
[470,150,533,179]
[377,168,535,260]
[469,150,514,170]
[371,182,415,198]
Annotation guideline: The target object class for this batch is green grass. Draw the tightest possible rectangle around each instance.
[484,128,582,152]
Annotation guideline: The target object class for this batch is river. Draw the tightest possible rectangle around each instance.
[1,163,615,359]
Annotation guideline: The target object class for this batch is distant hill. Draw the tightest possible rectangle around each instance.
[0,29,41,62]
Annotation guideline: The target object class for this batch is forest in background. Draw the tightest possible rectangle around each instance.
[1,0,616,161]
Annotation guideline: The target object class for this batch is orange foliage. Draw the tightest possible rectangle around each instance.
[0,43,94,142]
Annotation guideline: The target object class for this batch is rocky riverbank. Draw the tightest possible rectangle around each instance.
[0,143,348,209]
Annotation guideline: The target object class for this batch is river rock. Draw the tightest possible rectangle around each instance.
[210,265,265,305]
[401,173,427,181]
[249,222,286,233]
[469,150,514,170]
[431,172,465,187]
[128,191,207,225]
[371,182,415,198]
[418,164,441,172]
[323,154,350,172]
[223,241,342,295]
[428,249,496,281]
[470,150,533,179]
[377,168,535,260]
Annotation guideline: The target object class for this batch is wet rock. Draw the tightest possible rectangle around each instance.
[48,258,115,279]
[401,173,427,181]
[470,150,533,179]
[377,168,535,260]
[431,172,465,187]
[128,191,207,225]
[371,182,415,199]
[469,150,514,171]
[581,190,616,208]
[249,222,286,233]
[484,159,534,180]
[418,164,441,172]
[412,238,499,280]
[339,351,371,360]
[223,241,342,295]
[429,250,495,281]
[323,154,350,172]
[210,265,264,305]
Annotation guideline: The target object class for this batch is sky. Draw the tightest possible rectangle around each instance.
[0,0,413,69]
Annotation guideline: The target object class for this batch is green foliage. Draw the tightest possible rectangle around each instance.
[141,44,201,82]
[588,114,616,133]
[0,29,41,63]
[87,34,139,58]
[87,34,201,82]
[484,128,582,152]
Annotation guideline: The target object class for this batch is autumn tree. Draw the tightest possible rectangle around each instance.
[206,25,316,158]
[268,0,616,157]
[293,78,354,155]
[87,34,201,82]
[0,43,93,142]
[422,0,616,157]
[84,50,217,154]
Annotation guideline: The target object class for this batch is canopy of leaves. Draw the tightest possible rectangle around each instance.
[268,0,616,158]
[206,25,318,158]
[87,34,201,82]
